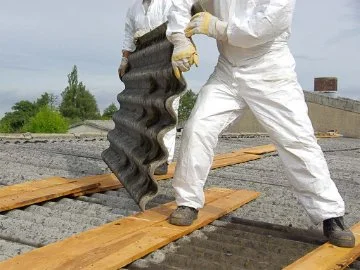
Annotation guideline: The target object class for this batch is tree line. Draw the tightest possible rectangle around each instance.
[0,66,197,134]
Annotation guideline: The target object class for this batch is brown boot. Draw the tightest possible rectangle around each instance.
[323,217,355,248]
[169,206,199,226]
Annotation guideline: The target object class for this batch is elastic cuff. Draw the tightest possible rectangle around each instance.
[167,32,187,44]
[215,20,228,41]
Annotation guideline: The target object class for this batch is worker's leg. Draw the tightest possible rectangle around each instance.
[245,78,355,247]
[244,74,344,223]
[242,46,354,247]
[172,76,246,210]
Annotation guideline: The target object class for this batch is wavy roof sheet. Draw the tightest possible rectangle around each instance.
[102,24,186,210]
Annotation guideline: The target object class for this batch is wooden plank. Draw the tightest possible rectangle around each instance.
[155,150,265,181]
[211,154,261,169]
[0,181,100,212]
[71,174,122,196]
[0,188,259,270]
[240,144,277,155]
[284,222,360,270]
[213,151,251,160]
[0,177,68,198]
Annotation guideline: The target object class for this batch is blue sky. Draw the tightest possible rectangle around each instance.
[0,0,359,117]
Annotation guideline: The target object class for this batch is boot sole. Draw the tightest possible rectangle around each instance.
[329,236,356,248]
[169,216,197,226]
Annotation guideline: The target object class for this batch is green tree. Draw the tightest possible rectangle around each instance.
[0,100,38,132]
[36,92,58,110]
[178,89,198,123]
[24,106,69,133]
[102,103,118,119]
[59,65,100,121]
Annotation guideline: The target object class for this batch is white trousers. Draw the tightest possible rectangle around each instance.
[164,96,180,163]
[173,46,345,224]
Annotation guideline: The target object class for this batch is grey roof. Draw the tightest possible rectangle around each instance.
[0,136,359,268]
[69,120,115,131]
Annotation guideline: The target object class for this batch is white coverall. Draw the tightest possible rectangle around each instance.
[123,0,179,163]
[167,0,345,224]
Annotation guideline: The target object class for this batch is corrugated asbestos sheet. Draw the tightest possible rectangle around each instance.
[102,24,187,210]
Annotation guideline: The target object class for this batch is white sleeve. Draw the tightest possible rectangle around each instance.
[166,0,196,36]
[162,0,173,23]
[122,7,137,52]
[227,0,295,48]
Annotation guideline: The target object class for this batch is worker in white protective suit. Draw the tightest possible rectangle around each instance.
[120,0,180,175]
[166,0,355,248]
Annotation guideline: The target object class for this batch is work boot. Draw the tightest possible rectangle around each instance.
[154,163,168,175]
[169,206,199,226]
[323,217,355,248]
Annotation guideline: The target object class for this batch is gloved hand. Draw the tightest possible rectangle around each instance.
[167,33,199,79]
[134,29,149,45]
[185,12,228,41]
[118,56,129,80]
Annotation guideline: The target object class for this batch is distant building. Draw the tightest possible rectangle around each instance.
[226,91,360,138]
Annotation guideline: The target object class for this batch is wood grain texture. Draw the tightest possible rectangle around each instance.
[0,188,260,270]
[71,174,121,196]
[240,144,276,155]
[0,177,68,198]
[284,223,360,270]
[0,181,100,212]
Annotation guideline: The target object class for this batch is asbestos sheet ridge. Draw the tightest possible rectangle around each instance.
[102,23,186,210]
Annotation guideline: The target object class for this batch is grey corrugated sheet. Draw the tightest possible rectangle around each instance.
[0,136,359,268]
[102,23,186,210]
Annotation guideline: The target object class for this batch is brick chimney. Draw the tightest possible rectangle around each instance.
[314,77,338,97]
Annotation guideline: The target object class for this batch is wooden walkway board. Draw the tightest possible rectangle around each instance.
[0,188,260,270]
[284,222,360,270]
[71,174,122,196]
[0,181,100,212]
[154,153,261,181]
[154,145,271,181]
[211,154,261,169]
[240,144,276,155]
[0,177,68,198]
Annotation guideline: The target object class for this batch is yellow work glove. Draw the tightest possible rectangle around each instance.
[185,12,228,41]
[167,33,199,80]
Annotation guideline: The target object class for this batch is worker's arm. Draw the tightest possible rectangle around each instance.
[119,8,137,79]
[123,7,137,53]
[166,0,195,35]
[162,0,174,25]
[166,0,199,79]
[226,0,295,48]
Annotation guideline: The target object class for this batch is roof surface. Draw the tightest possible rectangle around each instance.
[0,136,359,268]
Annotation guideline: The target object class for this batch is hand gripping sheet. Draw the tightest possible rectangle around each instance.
[102,24,186,211]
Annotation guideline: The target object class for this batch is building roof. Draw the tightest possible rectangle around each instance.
[69,120,115,132]
[0,136,359,268]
